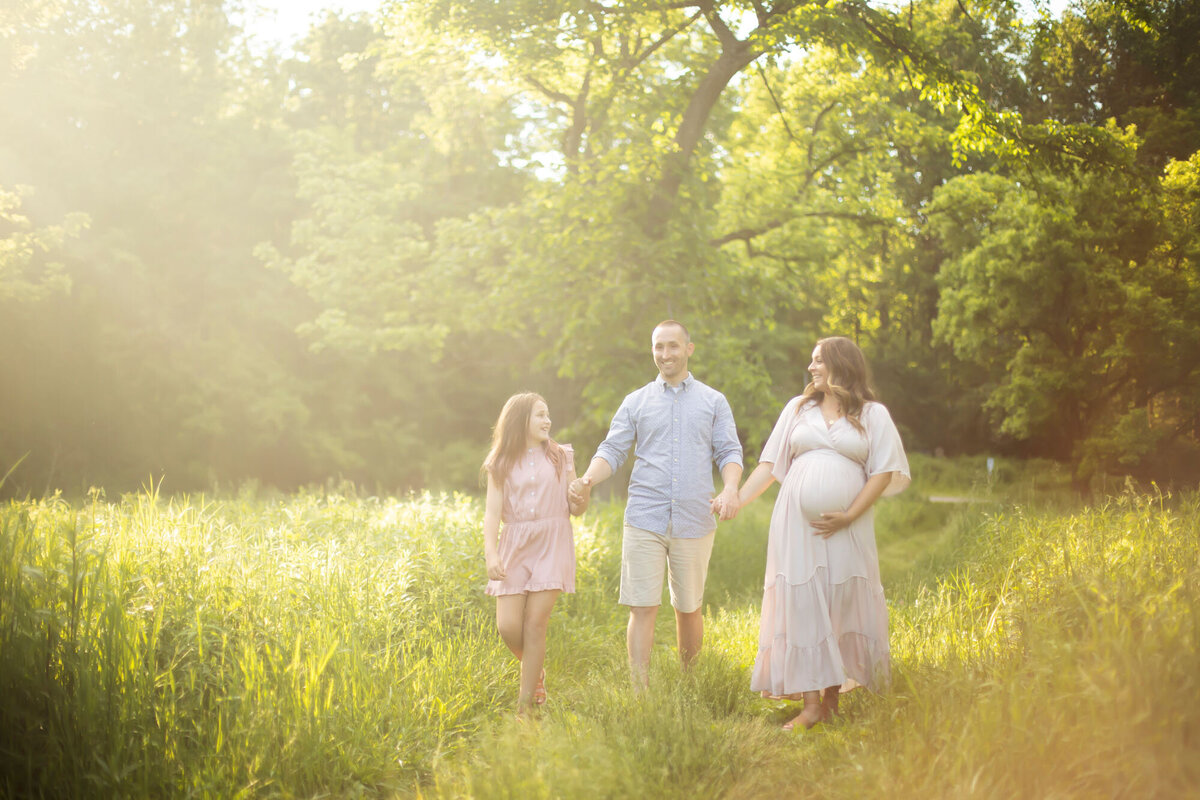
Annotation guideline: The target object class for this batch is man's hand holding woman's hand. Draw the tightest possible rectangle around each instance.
[710,486,741,521]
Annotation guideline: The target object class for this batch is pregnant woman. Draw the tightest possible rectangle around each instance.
[736,336,910,730]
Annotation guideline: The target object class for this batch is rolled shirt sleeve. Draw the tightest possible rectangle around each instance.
[595,399,636,474]
[711,394,743,472]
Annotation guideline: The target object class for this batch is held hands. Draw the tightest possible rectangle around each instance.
[710,486,741,521]
[811,511,852,538]
[568,476,592,507]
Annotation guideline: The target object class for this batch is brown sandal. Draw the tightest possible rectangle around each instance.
[534,670,547,705]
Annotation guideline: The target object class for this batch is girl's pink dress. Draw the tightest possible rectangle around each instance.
[485,443,576,596]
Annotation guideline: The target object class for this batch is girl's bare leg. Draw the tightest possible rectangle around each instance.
[496,594,527,659]
[517,590,560,710]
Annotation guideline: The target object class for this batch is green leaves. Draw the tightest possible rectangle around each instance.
[931,159,1199,482]
[0,185,87,302]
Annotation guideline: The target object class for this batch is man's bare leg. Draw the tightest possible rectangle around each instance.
[627,605,658,689]
[675,607,703,667]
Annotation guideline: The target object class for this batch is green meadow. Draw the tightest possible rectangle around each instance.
[1,456,1196,798]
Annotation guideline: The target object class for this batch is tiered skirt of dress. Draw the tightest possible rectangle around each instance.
[749,448,890,696]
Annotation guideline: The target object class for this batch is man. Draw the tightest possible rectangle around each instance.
[569,320,743,687]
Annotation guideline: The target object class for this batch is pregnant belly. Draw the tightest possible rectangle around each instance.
[786,452,865,520]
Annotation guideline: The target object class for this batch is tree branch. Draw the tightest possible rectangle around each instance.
[805,99,840,172]
[804,145,870,189]
[562,69,593,169]
[645,0,806,235]
[954,0,976,25]
[755,62,801,147]
[700,4,738,48]
[710,210,889,247]
[622,9,705,73]
[646,36,762,231]
[523,75,574,107]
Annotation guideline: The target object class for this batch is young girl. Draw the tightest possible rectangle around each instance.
[482,393,586,714]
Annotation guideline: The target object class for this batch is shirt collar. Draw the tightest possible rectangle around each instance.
[655,372,694,391]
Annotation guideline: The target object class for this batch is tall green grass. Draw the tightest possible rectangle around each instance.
[1,480,1196,797]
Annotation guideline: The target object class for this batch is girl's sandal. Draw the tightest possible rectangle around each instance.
[534,670,547,706]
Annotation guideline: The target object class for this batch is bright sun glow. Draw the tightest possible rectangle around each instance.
[238,0,381,49]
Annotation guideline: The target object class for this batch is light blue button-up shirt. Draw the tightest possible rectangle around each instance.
[594,373,742,538]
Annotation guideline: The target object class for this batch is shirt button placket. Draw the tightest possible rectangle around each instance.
[671,395,680,525]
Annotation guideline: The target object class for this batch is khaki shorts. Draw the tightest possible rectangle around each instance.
[619,525,716,613]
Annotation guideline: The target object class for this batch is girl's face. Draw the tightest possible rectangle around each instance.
[526,400,551,445]
[808,345,832,391]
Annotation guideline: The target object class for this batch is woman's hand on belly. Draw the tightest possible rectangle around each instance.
[811,510,852,538]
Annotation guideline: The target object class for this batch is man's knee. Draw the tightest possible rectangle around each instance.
[629,604,658,618]
[627,604,659,629]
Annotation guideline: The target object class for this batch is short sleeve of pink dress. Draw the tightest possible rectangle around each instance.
[485,443,577,596]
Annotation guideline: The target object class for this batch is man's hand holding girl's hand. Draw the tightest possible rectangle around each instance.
[568,476,591,506]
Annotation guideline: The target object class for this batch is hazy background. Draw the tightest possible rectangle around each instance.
[2,0,1197,496]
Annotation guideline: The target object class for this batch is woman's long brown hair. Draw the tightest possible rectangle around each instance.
[797,336,876,433]
[482,392,566,486]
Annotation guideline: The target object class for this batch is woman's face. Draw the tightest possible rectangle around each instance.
[808,345,831,391]
[526,400,551,444]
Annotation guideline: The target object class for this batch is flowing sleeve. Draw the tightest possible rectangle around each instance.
[760,397,803,484]
[864,402,911,496]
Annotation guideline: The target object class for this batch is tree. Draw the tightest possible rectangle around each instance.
[0,0,319,492]
[930,148,1200,485]
[0,185,86,302]
[1026,0,1200,168]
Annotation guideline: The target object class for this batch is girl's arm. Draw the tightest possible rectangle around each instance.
[810,471,892,538]
[737,462,777,507]
[483,473,506,580]
[566,461,588,516]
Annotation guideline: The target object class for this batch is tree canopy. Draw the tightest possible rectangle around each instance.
[1,0,1197,495]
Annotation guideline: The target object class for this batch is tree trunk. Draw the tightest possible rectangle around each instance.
[645,39,760,236]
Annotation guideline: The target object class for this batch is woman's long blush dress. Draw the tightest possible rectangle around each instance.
[485,443,576,596]
[749,399,910,697]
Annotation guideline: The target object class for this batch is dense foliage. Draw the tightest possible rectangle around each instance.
[2,0,1198,494]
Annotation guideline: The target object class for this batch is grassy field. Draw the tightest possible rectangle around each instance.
[1,456,1197,798]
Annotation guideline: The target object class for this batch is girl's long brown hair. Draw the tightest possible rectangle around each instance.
[797,336,876,433]
[482,392,566,486]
